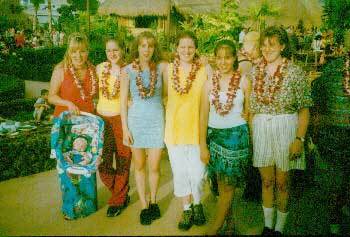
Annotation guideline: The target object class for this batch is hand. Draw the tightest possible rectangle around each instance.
[123,128,134,146]
[200,146,210,164]
[289,139,303,160]
[67,101,80,115]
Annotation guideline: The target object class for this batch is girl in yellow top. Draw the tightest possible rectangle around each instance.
[164,31,209,230]
[96,38,131,218]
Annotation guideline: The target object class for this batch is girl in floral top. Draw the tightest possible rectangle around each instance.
[249,26,313,235]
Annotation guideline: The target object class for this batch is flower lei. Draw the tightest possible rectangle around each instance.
[132,59,157,99]
[254,58,288,105]
[172,56,201,95]
[69,62,97,100]
[211,70,241,116]
[100,61,120,99]
[343,52,350,96]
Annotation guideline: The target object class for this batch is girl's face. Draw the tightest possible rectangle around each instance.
[216,47,235,75]
[138,37,154,62]
[261,36,284,63]
[69,42,88,69]
[106,40,122,64]
[177,37,196,63]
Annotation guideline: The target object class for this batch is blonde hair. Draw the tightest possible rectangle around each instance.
[62,32,89,69]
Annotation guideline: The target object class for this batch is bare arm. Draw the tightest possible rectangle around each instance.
[161,62,168,106]
[120,68,133,145]
[296,108,309,139]
[289,108,310,160]
[199,79,211,164]
[48,64,79,113]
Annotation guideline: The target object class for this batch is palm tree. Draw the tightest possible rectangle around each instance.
[247,0,280,31]
[47,0,52,35]
[30,0,45,32]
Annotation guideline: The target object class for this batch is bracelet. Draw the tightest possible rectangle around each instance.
[296,136,305,143]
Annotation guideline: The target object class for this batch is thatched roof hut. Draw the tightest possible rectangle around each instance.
[98,0,170,17]
[98,0,221,16]
[238,0,323,27]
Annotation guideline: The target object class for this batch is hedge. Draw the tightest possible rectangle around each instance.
[0,47,107,82]
[0,98,36,117]
[0,74,24,102]
[0,126,55,181]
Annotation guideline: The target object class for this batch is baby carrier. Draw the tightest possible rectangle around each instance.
[50,111,104,220]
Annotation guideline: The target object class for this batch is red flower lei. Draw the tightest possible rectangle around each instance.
[132,59,157,99]
[100,61,120,100]
[211,70,241,116]
[172,56,201,95]
[343,52,350,96]
[69,62,97,100]
[254,58,288,105]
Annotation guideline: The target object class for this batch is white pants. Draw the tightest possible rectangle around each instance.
[252,113,305,172]
[167,145,205,199]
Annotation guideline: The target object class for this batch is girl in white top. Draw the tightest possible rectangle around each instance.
[199,40,252,235]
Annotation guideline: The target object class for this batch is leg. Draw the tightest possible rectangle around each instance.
[259,166,276,232]
[109,116,132,206]
[147,148,162,204]
[98,116,117,199]
[207,179,235,235]
[259,166,275,209]
[132,148,148,209]
[275,168,289,213]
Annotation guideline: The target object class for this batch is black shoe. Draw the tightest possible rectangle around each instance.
[140,208,152,225]
[261,227,274,236]
[192,203,206,226]
[178,210,193,230]
[149,203,161,220]
[106,196,130,217]
[274,230,283,236]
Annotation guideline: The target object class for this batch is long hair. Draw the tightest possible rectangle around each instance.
[62,32,89,69]
[130,31,162,64]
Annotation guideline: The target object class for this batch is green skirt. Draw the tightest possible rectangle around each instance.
[207,124,250,187]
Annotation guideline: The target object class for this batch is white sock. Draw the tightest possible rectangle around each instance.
[275,210,288,233]
[183,204,192,211]
[263,206,275,229]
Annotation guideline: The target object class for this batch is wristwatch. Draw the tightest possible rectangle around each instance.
[296,136,305,143]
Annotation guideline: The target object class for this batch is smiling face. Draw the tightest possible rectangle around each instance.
[68,41,88,69]
[261,36,284,63]
[138,37,155,62]
[216,47,236,75]
[177,37,196,63]
[105,40,122,64]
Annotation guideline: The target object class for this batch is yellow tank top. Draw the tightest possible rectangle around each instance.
[164,63,207,145]
[96,62,121,115]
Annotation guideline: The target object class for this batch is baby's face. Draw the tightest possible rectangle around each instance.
[73,137,88,152]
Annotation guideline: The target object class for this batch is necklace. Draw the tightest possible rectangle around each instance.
[69,62,97,100]
[132,59,157,99]
[211,70,241,116]
[172,56,200,95]
[343,53,350,96]
[100,61,120,99]
[254,58,288,105]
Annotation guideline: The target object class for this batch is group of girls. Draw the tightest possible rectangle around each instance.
[48,25,312,235]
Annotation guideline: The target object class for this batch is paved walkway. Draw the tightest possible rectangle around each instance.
[0,156,331,236]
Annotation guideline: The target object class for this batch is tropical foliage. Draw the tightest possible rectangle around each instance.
[180,0,243,54]
[322,0,350,44]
